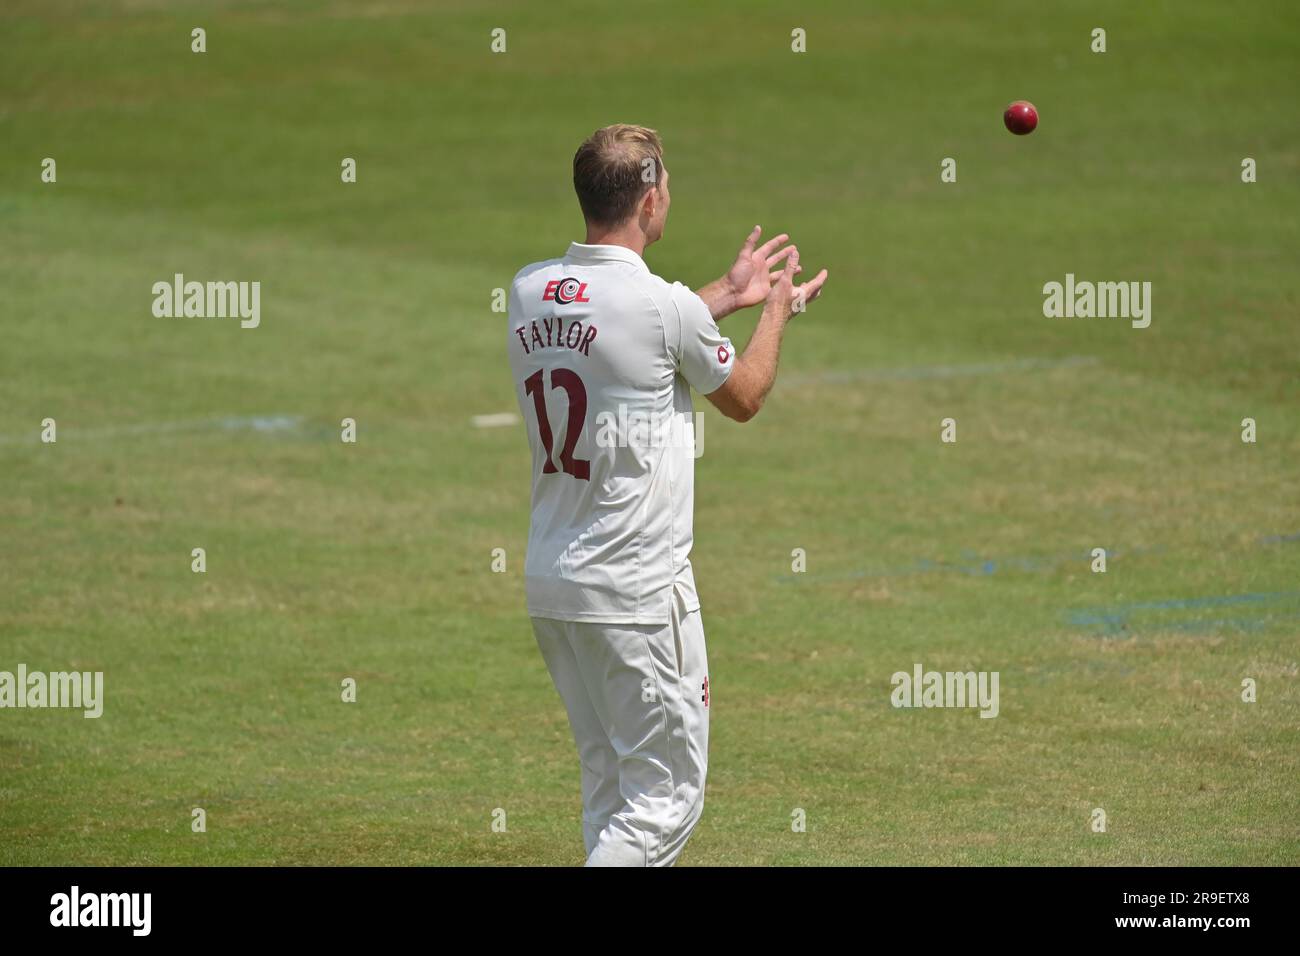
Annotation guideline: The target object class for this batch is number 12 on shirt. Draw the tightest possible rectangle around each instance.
[523,368,590,480]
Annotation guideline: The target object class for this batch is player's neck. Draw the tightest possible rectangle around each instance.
[583,222,648,258]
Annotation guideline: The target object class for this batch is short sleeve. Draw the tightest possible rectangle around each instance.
[671,283,735,395]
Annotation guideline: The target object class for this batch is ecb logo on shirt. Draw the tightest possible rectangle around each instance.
[543,277,591,305]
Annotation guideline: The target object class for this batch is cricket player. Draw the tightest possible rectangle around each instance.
[507,125,827,866]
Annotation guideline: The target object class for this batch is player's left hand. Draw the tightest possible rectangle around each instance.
[724,225,800,311]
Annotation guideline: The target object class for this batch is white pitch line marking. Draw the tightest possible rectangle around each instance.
[472,412,520,428]
[782,355,1100,387]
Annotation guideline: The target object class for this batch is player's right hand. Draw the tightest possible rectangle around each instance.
[767,247,828,321]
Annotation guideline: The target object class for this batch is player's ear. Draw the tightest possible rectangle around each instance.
[640,185,657,221]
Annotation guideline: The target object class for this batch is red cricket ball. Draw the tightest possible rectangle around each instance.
[1004,100,1038,135]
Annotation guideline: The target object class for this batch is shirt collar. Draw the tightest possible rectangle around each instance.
[564,242,649,272]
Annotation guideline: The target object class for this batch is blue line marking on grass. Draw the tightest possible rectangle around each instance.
[0,415,303,444]
[775,545,1149,584]
[1258,531,1300,545]
[1066,592,1300,636]
[776,532,1298,587]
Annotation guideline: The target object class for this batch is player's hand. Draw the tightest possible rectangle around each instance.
[767,246,828,321]
[724,225,800,311]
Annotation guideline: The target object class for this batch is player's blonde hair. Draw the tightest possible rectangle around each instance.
[573,124,664,227]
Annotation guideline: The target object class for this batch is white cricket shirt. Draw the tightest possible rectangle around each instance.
[507,242,735,624]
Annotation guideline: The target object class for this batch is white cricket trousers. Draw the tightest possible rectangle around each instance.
[531,589,710,867]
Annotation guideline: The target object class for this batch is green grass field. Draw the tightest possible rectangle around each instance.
[2,0,1297,865]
